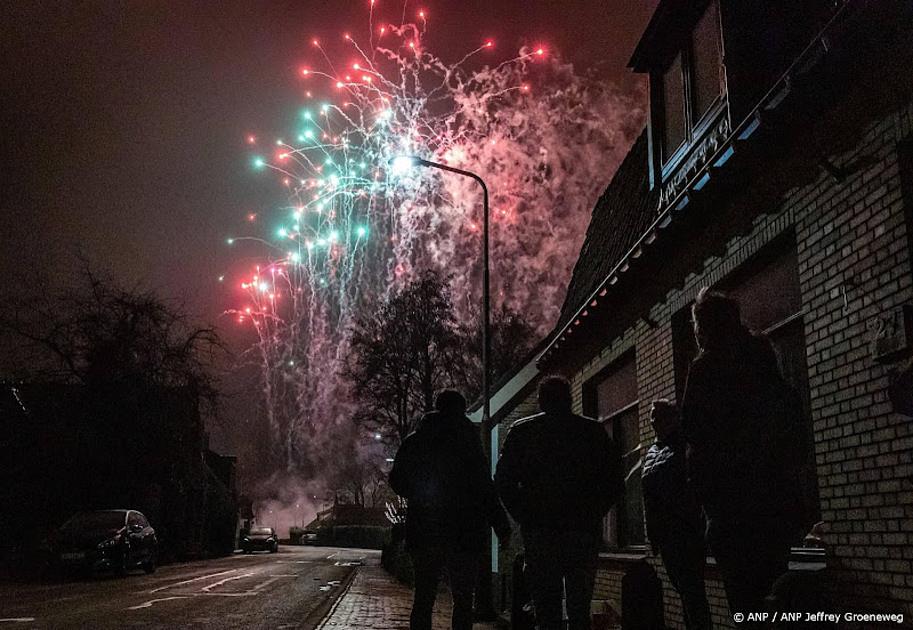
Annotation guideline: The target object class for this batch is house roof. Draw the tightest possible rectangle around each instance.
[555,130,658,333]
[541,0,902,367]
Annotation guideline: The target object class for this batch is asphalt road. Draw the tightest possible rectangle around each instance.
[0,546,377,629]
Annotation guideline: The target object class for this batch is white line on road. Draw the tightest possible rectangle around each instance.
[150,569,238,593]
[200,572,257,592]
[127,596,189,610]
[0,619,36,624]
[251,576,280,591]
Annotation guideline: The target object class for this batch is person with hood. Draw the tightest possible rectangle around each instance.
[495,375,625,630]
[389,389,511,630]
[682,288,805,624]
[642,399,711,630]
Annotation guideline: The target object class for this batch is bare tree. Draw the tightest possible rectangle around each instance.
[344,271,536,446]
[344,271,468,446]
[0,266,225,410]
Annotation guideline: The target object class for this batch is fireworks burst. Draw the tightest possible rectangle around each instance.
[224,4,642,473]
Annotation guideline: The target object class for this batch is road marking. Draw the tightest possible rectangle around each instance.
[127,596,189,610]
[251,576,280,591]
[201,572,257,592]
[0,619,36,624]
[150,569,238,593]
[325,552,338,559]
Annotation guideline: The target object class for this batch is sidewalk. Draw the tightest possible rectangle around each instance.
[317,564,503,630]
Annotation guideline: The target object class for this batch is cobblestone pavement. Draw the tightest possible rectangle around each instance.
[316,565,501,630]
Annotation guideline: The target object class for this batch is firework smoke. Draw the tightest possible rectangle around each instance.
[225,8,643,484]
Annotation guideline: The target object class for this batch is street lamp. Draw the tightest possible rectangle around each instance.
[389,155,495,618]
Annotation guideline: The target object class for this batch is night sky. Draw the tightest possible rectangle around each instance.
[2,1,656,321]
[2,2,657,461]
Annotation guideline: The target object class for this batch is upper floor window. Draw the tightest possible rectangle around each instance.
[662,54,686,156]
[660,0,724,163]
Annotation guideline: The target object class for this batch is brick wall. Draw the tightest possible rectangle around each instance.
[566,102,913,628]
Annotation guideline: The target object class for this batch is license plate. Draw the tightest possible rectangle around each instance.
[61,552,85,561]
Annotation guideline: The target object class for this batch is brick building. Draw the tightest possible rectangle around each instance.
[486,1,913,626]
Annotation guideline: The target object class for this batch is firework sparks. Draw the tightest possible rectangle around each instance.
[224,4,642,471]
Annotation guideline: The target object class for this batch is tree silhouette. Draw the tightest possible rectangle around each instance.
[344,270,535,446]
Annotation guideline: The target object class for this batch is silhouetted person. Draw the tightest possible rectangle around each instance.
[642,400,711,630]
[495,376,624,630]
[682,289,805,625]
[389,389,511,630]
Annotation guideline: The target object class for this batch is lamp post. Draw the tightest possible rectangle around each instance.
[389,156,496,618]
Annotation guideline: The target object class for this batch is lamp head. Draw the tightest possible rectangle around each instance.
[389,155,417,175]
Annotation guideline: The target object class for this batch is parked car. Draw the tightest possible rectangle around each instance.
[240,526,278,553]
[53,509,157,576]
[300,531,318,545]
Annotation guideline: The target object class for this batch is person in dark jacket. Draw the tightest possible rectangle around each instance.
[389,389,511,630]
[642,399,711,630]
[495,375,625,630]
[682,289,805,625]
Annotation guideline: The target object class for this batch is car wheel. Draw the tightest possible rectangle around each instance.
[270,544,278,553]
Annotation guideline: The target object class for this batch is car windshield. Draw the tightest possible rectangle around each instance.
[250,527,273,535]
[61,511,126,532]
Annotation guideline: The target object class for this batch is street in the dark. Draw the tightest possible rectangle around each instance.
[0,546,371,629]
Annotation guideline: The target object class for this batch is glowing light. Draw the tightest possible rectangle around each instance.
[230,7,639,486]
[226,237,235,245]
[247,135,256,144]
[390,155,415,175]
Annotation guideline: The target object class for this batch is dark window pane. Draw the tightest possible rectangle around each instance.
[591,353,644,548]
[662,54,686,160]
[692,0,723,120]
[672,241,820,535]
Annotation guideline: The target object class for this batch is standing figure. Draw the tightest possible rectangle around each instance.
[495,376,625,630]
[389,389,511,630]
[682,289,805,624]
[642,400,711,630]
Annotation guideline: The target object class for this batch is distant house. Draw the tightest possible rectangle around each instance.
[306,502,390,530]
[485,1,913,625]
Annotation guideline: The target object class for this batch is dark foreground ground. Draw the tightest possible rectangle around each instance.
[0,546,377,629]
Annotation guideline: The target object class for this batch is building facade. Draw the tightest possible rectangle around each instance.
[490,1,913,626]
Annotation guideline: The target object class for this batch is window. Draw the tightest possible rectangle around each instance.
[584,353,645,549]
[658,0,724,163]
[691,0,723,120]
[662,54,686,158]
[672,239,821,535]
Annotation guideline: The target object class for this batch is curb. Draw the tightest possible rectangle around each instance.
[310,565,360,630]
[301,567,361,630]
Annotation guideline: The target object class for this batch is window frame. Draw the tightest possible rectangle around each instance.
[656,0,725,167]
[671,237,823,559]
[582,352,647,552]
